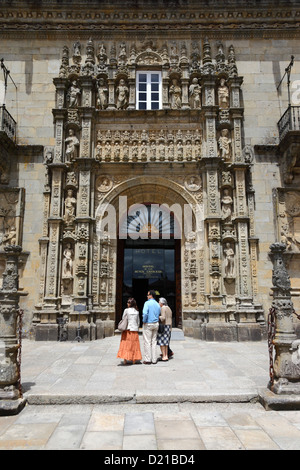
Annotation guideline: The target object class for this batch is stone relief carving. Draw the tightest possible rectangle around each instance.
[94,128,202,163]
[278,191,300,251]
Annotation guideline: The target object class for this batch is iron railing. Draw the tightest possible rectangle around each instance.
[0,104,16,142]
[278,105,300,142]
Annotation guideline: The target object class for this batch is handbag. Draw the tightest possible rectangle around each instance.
[158,322,164,334]
[118,313,128,332]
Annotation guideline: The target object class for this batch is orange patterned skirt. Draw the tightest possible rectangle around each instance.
[117,330,142,362]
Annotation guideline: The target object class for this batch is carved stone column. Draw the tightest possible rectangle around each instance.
[269,242,300,395]
[0,245,26,415]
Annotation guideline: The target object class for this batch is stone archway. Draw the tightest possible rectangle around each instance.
[94,175,204,330]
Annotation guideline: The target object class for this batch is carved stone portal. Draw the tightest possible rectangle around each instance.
[34,38,263,341]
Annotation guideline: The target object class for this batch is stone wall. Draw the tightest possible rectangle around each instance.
[1,25,300,334]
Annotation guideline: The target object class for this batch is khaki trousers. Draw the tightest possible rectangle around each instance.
[143,322,159,363]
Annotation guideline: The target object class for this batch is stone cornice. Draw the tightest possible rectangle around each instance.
[0,1,300,39]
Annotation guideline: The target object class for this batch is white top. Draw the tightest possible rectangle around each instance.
[123,307,140,332]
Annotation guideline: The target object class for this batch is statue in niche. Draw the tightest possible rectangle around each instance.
[169,78,182,109]
[65,128,79,161]
[221,189,233,222]
[67,80,81,108]
[63,189,76,225]
[73,41,81,58]
[218,129,232,160]
[212,276,220,295]
[189,78,201,109]
[218,78,229,109]
[224,242,235,277]
[97,78,108,109]
[62,243,74,278]
[116,78,129,109]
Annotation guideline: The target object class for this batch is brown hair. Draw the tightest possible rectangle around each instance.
[127,297,138,311]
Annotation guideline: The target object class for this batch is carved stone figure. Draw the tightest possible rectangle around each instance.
[63,189,76,225]
[97,78,108,109]
[221,189,233,221]
[218,129,231,160]
[65,129,79,161]
[62,243,74,278]
[116,79,129,109]
[169,78,182,109]
[218,78,229,109]
[224,242,235,277]
[67,80,81,108]
[189,78,201,109]
[1,226,16,247]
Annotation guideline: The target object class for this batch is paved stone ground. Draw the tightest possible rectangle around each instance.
[1,332,300,450]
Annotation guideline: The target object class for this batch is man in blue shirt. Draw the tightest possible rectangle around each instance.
[142,290,160,364]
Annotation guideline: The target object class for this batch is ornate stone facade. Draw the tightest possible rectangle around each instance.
[1,0,300,342]
[29,36,265,341]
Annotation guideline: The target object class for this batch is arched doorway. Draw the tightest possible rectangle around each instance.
[116,202,182,327]
[95,176,202,331]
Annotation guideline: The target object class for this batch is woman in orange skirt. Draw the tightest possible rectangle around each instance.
[117,297,142,365]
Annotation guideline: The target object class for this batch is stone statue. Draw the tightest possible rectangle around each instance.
[62,243,74,278]
[218,129,232,160]
[116,79,129,109]
[169,78,182,109]
[97,78,108,109]
[221,189,233,221]
[63,189,76,225]
[224,242,235,277]
[65,129,79,161]
[67,80,81,108]
[189,78,201,109]
[218,78,229,109]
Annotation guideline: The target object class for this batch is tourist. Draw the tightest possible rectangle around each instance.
[117,298,142,365]
[142,290,160,364]
[157,298,173,361]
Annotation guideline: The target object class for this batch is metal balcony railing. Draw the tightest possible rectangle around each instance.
[278,105,300,142]
[0,104,16,143]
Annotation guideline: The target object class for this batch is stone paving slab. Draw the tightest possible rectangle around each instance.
[1,333,300,450]
[1,402,300,450]
[20,333,270,405]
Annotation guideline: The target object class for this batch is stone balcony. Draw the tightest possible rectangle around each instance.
[278,105,300,143]
[0,104,16,146]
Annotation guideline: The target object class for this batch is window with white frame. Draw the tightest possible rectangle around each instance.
[136,71,162,110]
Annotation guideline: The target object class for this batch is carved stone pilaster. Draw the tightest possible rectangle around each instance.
[269,242,300,395]
[236,221,252,305]
[0,245,26,415]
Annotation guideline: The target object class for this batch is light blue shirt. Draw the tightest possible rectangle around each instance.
[142,298,160,324]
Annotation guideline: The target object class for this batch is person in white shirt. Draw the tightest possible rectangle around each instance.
[117,297,142,365]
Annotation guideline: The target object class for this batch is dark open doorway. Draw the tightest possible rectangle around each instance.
[116,238,181,328]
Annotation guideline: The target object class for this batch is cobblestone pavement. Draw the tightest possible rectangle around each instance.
[1,333,300,450]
